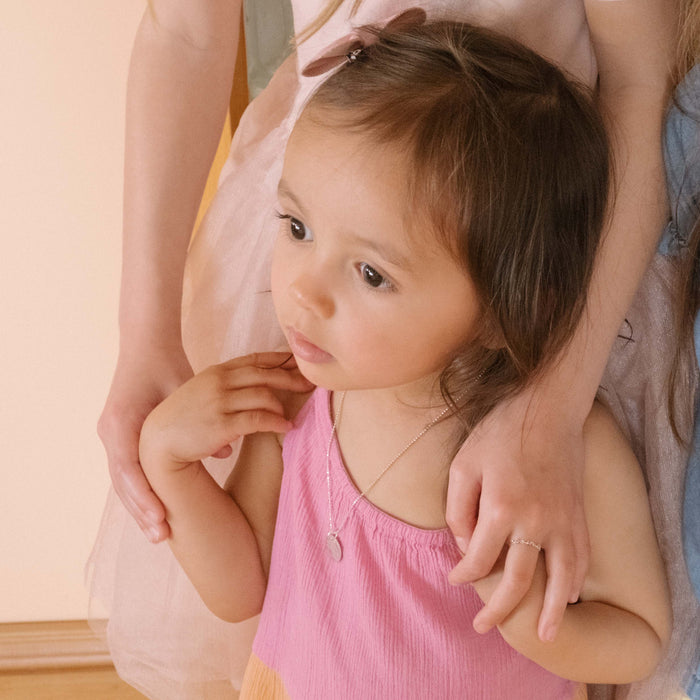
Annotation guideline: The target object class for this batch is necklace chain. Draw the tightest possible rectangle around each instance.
[325,391,453,560]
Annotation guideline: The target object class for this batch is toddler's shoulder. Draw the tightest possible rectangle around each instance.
[581,401,651,535]
[582,400,627,447]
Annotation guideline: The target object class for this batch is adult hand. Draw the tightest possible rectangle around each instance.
[98,344,194,543]
[446,386,589,643]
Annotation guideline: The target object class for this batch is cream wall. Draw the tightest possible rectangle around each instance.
[1,1,144,621]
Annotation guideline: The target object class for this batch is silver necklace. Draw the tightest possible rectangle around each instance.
[325,391,453,562]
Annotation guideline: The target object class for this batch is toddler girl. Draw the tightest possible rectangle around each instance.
[138,20,671,698]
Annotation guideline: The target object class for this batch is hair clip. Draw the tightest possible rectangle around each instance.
[345,47,364,64]
[301,7,426,78]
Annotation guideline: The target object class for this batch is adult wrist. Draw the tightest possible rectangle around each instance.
[528,356,598,431]
[117,296,184,352]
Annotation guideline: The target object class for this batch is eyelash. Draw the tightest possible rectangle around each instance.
[275,211,395,292]
[276,212,311,242]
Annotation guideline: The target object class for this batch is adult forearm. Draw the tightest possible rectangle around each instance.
[550,87,670,420]
[119,2,240,351]
[559,0,678,416]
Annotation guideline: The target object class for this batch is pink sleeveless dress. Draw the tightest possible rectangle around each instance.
[241,388,577,699]
[87,1,698,698]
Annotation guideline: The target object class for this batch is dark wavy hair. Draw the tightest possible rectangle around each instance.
[304,20,610,438]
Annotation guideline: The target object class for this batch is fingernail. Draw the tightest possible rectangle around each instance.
[146,526,160,543]
[540,625,555,643]
[145,510,159,523]
[455,537,468,554]
[473,619,490,634]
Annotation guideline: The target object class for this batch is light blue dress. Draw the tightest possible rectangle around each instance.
[662,63,700,699]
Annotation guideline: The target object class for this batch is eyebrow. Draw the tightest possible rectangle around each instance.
[277,178,412,270]
[277,179,305,213]
[345,231,412,270]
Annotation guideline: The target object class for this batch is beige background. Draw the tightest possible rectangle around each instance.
[1,0,144,621]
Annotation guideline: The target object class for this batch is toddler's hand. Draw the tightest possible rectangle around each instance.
[140,352,313,471]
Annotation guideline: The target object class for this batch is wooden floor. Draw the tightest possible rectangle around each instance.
[0,665,146,700]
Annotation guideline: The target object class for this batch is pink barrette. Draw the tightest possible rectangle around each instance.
[301,7,427,78]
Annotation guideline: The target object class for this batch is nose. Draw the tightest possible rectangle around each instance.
[288,272,335,319]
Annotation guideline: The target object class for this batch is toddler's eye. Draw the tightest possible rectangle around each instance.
[359,263,391,289]
[275,212,313,241]
[289,217,312,241]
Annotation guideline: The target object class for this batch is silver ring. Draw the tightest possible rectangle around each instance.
[509,538,542,552]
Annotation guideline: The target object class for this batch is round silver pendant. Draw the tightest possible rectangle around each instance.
[326,532,342,561]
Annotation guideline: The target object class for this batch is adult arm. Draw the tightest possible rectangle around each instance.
[98,0,242,542]
[472,403,672,683]
[447,0,677,641]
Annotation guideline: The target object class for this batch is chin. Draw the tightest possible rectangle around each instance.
[294,363,357,394]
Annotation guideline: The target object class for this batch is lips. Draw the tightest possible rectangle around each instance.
[286,326,334,364]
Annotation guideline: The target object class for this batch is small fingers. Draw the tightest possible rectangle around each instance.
[219,361,314,395]
[471,540,540,634]
[221,352,309,381]
[211,444,234,459]
[219,386,288,418]
[222,351,296,369]
[222,407,298,441]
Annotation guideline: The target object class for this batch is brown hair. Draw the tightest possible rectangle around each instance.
[304,21,610,437]
[677,0,700,80]
[670,212,700,443]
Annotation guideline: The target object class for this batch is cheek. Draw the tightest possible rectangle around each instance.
[347,306,412,358]
[269,241,287,314]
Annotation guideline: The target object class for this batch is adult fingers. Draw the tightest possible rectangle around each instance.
[445,463,481,557]
[448,509,511,585]
[570,502,591,602]
[116,458,170,543]
[536,539,576,642]
[535,501,590,640]
[98,409,169,543]
[471,540,541,634]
